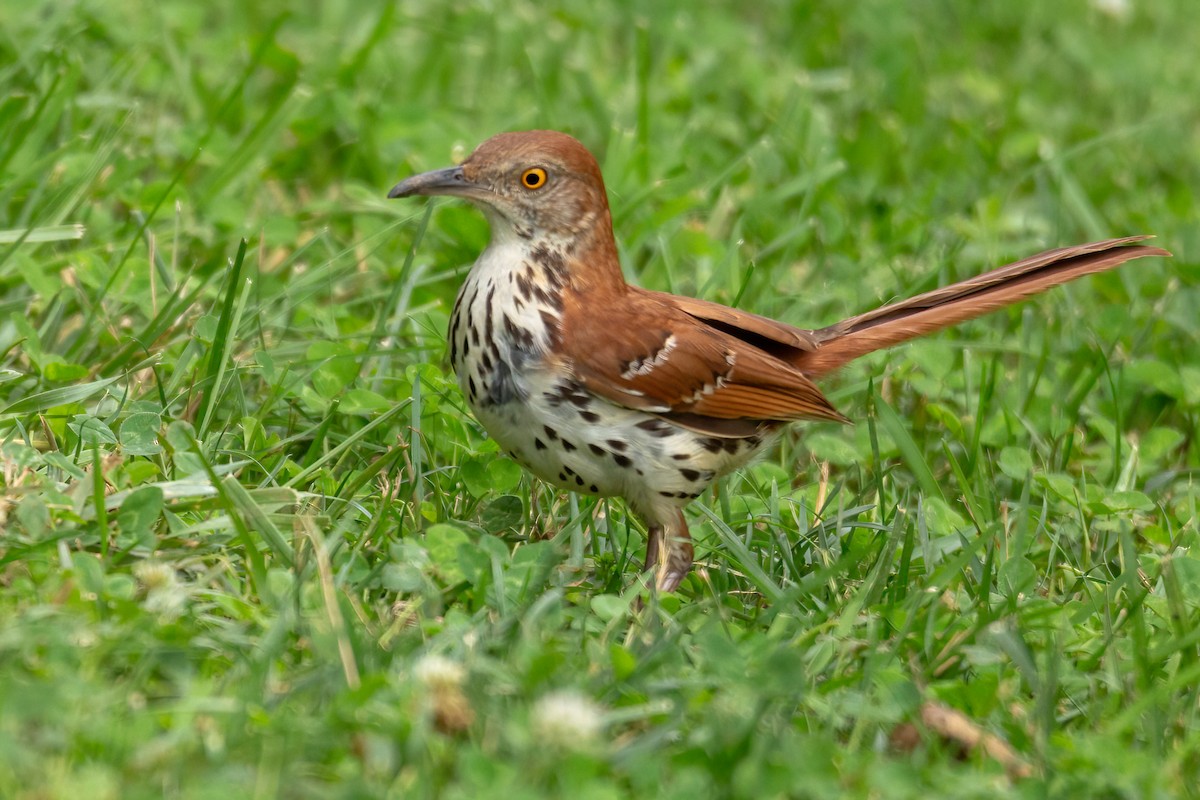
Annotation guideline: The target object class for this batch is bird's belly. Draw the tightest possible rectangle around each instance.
[466,367,771,511]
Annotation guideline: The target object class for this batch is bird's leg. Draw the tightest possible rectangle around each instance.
[654,509,693,593]
[644,523,662,577]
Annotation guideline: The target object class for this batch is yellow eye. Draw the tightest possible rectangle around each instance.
[520,167,548,190]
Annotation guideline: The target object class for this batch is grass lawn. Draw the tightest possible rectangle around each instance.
[3,0,1199,797]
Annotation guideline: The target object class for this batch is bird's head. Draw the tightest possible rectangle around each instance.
[389,130,613,246]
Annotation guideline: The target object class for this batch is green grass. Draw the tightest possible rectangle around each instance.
[2,0,1199,797]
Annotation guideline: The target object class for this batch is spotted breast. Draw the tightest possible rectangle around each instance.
[447,232,768,521]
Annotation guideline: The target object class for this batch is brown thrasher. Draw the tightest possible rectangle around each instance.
[388,130,1168,593]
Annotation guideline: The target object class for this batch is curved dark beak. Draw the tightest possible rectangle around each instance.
[387,166,471,199]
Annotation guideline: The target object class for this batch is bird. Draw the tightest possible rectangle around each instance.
[388,130,1169,594]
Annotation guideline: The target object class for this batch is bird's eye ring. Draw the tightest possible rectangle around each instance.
[520,167,548,190]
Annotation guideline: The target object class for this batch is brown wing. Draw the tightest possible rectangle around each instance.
[659,292,822,358]
[558,288,848,436]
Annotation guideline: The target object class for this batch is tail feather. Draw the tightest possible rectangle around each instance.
[797,236,1170,378]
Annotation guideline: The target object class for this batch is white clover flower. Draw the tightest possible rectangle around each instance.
[143,587,186,619]
[1091,0,1131,20]
[412,654,474,733]
[531,690,604,745]
[133,561,177,591]
[413,654,466,691]
[134,561,187,620]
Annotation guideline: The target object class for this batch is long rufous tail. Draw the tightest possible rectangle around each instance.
[796,236,1170,378]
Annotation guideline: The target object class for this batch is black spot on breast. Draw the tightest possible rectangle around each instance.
[679,468,701,482]
[589,484,598,493]
[457,284,478,326]
[606,439,627,452]
[544,382,581,408]
[612,453,632,469]
[534,438,546,450]
[563,465,576,477]
[484,286,497,338]
[483,359,521,406]
[671,453,689,461]
[504,315,535,351]
[561,439,577,452]
[467,376,477,398]
[536,285,564,313]
[539,309,562,347]
[579,410,601,423]
[636,418,673,438]
[543,425,558,441]
[574,475,584,487]
[449,312,462,365]
[531,246,566,286]
[700,437,740,454]
[515,272,533,302]
[588,444,605,456]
